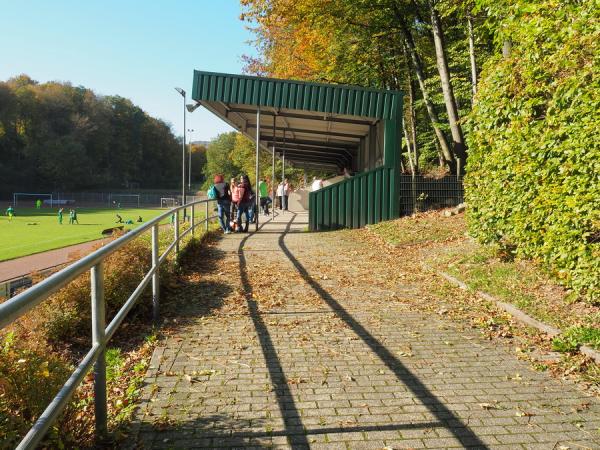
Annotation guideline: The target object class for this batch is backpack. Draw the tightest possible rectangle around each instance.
[207,185,218,200]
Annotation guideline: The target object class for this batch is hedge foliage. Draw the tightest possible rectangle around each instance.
[465,0,599,302]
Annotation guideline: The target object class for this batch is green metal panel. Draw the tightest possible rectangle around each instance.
[374,170,382,223]
[338,184,345,226]
[352,179,360,227]
[193,71,402,120]
[345,182,352,227]
[331,185,338,229]
[367,171,375,224]
[360,175,368,227]
[309,165,402,231]
[323,190,328,229]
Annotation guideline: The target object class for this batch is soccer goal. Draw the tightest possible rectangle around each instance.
[160,197,177,208]
[13,193,53,207]
[109,194,140,208]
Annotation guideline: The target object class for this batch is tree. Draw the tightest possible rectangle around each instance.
[0,75,182,196]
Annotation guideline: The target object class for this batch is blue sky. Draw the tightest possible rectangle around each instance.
[0,0,256,141]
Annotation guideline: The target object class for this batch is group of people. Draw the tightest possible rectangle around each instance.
[212,174,292,234]
[57,208,78,224]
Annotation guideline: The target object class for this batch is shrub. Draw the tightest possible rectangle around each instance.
[465,0,600,302]
[0,226,188,446]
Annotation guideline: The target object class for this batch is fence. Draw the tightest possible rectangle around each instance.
[11,192,205,207]
[399,174,464,215]
[0,198,218,449]
[309,166,399,231]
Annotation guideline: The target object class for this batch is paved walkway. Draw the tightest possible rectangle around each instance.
[129,213,600,449]
[0,238,109,282]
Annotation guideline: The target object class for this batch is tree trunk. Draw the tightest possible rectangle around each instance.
[394,10,454,168]
[403,121,415,175]
[407,73,419,173]
[468,14,477,100]
[429,0,467,174]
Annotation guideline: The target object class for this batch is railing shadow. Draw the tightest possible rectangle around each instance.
[277,213,488,449]
[236,220,310,447]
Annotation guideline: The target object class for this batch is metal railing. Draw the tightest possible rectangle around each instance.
[0,198,218,450]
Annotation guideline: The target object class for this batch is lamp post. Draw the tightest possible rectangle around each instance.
[187,129,194,191]
[174,87,187,219]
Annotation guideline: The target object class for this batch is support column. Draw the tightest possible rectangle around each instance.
[272,115,276,220]
[282,150,286,213]
[255,108,260,231]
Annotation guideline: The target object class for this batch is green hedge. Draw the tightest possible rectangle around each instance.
[465,0,599,302]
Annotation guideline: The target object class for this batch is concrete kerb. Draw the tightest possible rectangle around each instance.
[425,265,600,365]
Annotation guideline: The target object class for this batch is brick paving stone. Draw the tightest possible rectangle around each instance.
[126,214,600,449]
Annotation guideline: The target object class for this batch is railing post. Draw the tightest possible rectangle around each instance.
[175,209,180,255]
[91,262,107,438]
[152,224,160,324]
[191,204,195,236]
[205,201,209,232]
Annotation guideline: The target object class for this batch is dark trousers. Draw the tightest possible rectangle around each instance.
[236,202,252,231]
[260,197,271,214]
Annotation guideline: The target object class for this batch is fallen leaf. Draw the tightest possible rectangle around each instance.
[479,402,500,410]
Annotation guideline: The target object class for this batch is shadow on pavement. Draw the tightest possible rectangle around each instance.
[277,213,488,449]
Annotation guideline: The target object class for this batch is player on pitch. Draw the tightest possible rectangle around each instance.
[5,205,15,221]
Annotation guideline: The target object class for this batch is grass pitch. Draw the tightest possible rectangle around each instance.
[0,207,177,261]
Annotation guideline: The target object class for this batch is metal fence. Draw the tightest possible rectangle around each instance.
[399,174,464,215]
[11,192,205,207]
[0,198,218,450]
[309,166,399,231]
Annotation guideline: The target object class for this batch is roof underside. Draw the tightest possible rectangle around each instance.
[192,71,402,170]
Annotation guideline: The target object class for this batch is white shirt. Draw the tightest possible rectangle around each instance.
[276,184,284,196]
[311,179,322,192]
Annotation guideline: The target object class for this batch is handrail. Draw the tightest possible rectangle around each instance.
[0,198,217,449]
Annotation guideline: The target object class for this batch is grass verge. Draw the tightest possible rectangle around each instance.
[362,209,599,391]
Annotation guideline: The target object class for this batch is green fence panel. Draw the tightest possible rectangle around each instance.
[367,171,375,224]
[323,189,330,230]
[374,169,382,223]
[309,166,400,231]
[331,185,338,229]
[345,181,353,228]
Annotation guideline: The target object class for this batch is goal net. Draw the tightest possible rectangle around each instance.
[160,197,177,208]
[109,194,140,208]
[13,193,53,207]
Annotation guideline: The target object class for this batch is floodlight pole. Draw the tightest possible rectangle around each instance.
[255,108,260,231]
[174,87,187,220]
[187,129,194,191]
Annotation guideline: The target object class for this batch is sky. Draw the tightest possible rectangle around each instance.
[0,0,256,141]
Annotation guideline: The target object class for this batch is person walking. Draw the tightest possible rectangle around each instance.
[68,209,74,224]
[5,205,15,222]
[72,209,79,224]
[58,207,64,224]
[276,180,284,210]
[213,174,232,234]
[283,178,290,211]
[236,175,254,232]
[230,177,239,231]
[258,177,271,216]
[311,176,323,192]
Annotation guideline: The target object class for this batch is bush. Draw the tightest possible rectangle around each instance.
[465,0,600,302]
[0,227,185,446]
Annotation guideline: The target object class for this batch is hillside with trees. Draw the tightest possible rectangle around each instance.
[0,75,183,197]
[240,0,599,300]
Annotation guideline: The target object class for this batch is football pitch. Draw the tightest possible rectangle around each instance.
[0,207,174,262]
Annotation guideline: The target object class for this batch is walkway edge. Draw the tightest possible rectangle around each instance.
[424,264,600,365]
